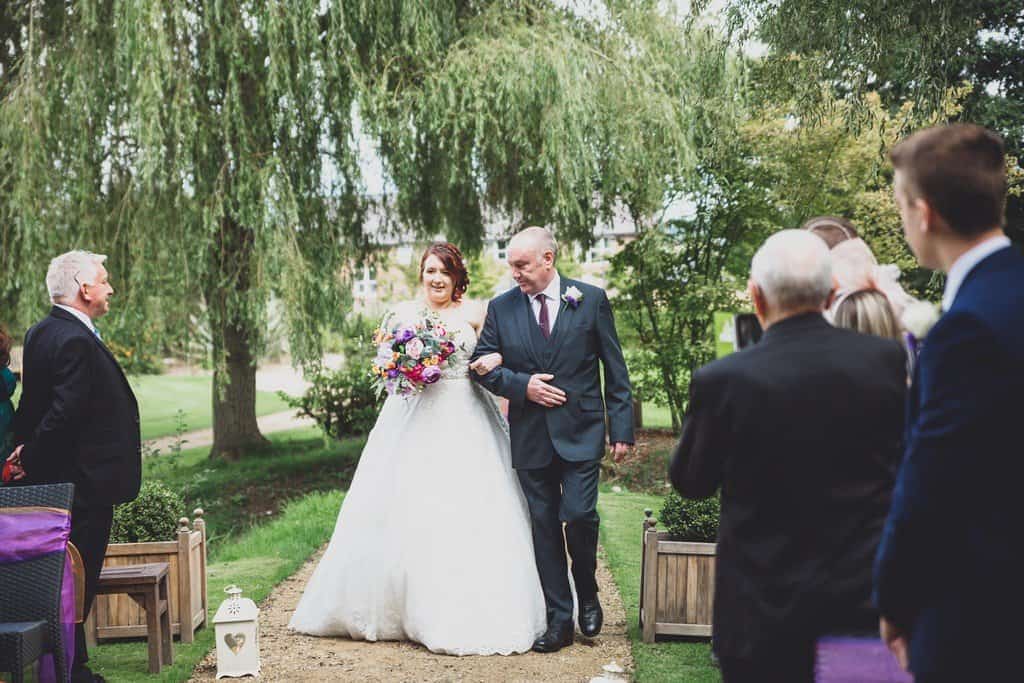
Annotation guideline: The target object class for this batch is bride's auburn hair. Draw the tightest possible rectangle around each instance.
[420,242,470,302]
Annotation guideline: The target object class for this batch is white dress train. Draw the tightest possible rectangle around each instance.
[288,317,547,655]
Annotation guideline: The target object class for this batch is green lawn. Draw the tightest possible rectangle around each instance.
[91,489,345,682]
[89,427,360,681]
[130,374,290,441]
[9,373,291,441]
[599,486,721,682]
[89,426,711,681]
[142,426,364,545]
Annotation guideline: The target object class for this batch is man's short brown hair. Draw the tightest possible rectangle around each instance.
[890,124,1006,237]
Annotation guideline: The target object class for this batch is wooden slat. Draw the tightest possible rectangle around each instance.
[656,540,717,555]
[655,622,713,637]
[657,555,669,623]
[177,527,194,643]
[698,556,714,624]
[96,623,183,639]
[679,554,692,622]
[641,527,660,643]
[104,541,178,555]
[685,556,699,623]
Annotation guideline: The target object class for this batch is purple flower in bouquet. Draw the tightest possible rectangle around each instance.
[421,365,442,384]
[375,344,393,364]
[395,326,417,344]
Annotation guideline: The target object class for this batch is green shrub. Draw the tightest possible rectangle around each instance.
[282,364,383,440]
[103,308,165,375]
[111,481,185,543]
[659,490,719,542]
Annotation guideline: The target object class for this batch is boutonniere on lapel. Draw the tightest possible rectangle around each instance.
[901,300,941,358]
[561,285,583,310]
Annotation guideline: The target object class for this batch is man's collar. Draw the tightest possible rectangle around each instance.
[942,235,1011,310]
[538,272,561,301]
[54,303,96,333]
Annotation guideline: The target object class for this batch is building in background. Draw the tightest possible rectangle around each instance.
[350,200,642,311]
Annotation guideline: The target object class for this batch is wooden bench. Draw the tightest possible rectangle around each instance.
[94,563,174,673]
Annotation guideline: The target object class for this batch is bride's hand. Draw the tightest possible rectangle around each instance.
[469,353,503,375]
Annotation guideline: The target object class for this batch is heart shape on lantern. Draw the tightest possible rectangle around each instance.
[224,632,246,654]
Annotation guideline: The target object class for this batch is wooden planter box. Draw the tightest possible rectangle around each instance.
[87,509,208,643]
[639,509,716,643]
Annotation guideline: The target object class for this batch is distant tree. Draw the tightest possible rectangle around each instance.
[731,0,1024,239]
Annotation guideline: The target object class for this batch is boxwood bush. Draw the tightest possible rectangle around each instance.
[111,481,185,543]
[659,490,719,542]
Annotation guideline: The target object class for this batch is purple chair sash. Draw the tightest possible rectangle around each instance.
[0,506,76,682]
[816,636,913,683]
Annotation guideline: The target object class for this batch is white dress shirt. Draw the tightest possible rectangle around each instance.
[55,303,99,336]
[531,273,561,331]
[941,235,1011,311]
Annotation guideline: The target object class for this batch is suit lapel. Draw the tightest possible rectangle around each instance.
[512,290,543,367]
[548,278,577,346]
[50,307,137,405]
[544,277,580,365]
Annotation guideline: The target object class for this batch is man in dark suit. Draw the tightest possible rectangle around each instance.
[670,230,907,682]
[470,226,634,653]
[874,124,1024,682]
[8,250,141,683]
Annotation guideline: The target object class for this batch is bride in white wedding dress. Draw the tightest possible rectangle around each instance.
[289,243,546,655]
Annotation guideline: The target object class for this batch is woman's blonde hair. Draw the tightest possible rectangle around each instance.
[833,289,901,340]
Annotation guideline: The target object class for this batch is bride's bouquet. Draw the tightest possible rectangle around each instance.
[370,311,458,397]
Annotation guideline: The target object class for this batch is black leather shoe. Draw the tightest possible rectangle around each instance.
[578,596,603,637]
[532,622,574,653]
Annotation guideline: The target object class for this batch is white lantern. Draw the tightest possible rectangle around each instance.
[213,585,261,678]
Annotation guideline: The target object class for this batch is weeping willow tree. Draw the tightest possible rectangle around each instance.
[1,0,365,458]
[1,1,742,457]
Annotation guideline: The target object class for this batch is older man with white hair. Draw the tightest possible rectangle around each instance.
[470,226,634,653]
[9,249,140,683]
[669,230,907,682]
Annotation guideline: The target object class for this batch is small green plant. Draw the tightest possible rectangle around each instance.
[110,481,186,543]
[282,364,383,440]
[659,490,719,542]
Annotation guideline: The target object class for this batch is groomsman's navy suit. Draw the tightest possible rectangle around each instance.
[874,243,1024,680]
[471,277,633,629]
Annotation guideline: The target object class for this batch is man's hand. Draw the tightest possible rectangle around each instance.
[469,352,503,376]
[4,444,26,481]
[610,442,631,463]
[880,617,910,671]
[526,373,567,408]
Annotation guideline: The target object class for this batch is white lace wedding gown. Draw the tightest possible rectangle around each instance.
[288,315,547,655]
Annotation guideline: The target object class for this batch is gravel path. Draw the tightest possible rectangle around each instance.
[190,546,633,682]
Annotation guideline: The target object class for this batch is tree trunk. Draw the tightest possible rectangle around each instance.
[209,318,269,460]
[207,212,269,460]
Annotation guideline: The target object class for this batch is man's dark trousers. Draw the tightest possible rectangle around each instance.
[517,456,601,625]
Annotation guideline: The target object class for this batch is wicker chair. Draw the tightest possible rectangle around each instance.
[0,483,74,683]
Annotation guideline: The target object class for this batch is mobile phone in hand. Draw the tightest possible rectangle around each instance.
[734,313,763,350]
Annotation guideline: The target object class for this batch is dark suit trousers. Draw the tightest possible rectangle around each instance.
[70,501,114,670]
[718,643,814,683]
[517,456,601,626]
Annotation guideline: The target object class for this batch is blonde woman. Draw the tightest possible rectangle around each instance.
[832,289,902,341]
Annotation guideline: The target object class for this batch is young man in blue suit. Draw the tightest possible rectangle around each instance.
[874,124,1024,681]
